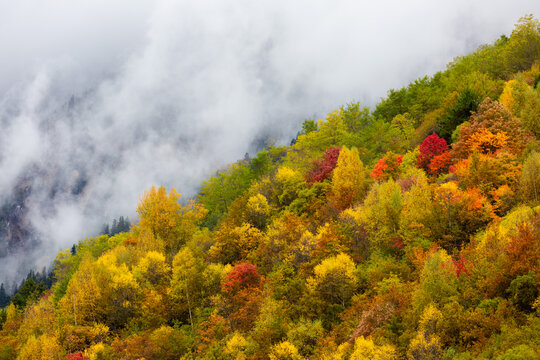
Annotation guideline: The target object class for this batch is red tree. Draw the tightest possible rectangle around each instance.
[221,262,263,332]
[307,147,341,184]
[370,152,404,182]
[222,262,262,295]
[451,256,471,278]
[66,353,86,360]
[417,133,449,173]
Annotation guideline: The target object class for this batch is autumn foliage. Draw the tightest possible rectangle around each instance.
[451,255,471,278]
[65,352,85,360]
[452,98,532,159]
[370,152,403,181]
[306,146,340,183]
[221,263,263,331]
[428,151,452,176]
[222,263,262,294]
[417,133,449,174]
[504,218,540,278]
[3,17,540,360]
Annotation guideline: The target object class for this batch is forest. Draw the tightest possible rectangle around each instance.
[1,15,540,360]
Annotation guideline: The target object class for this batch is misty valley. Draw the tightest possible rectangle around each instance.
[1,7,540,360]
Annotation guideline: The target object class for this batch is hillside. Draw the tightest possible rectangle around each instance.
[1,15,540,360]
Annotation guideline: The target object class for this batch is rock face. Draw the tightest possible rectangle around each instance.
[0,165,90,290]
[0,178,34,257]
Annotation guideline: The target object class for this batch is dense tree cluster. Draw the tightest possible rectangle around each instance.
[1,15,540,360]
[102,217,131,237]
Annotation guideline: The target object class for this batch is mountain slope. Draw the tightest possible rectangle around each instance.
[1,15,540,360]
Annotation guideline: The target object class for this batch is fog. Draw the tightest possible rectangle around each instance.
[1,0,539,288]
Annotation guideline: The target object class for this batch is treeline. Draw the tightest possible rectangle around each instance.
[0,15,540,360]
[0,268,53,309]
[0,215,132,309]
[101,216,131,237]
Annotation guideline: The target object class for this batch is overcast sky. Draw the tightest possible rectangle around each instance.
[1,0,539,286]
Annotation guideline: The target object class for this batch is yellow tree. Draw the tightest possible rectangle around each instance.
[274,166,305,207]
[133,251,171,290]
[17,334,64,360]
[88,249,141,329]
[136,186,181,239]
[138,288,169,330]
[224,332,249,360]
[269,341,304,360]
[133,227,165,257]
[170,247,205,329]
[2,303,22,335]
[307,253,357,313]
[253,212,310,272]
[310,221,349,261]
[498,77,530,117]
[134,186,207,257]
[17,299,57,345]
[350,336,396,360]
[209,223,264,264]
[499,80,518,114]
[132,251,171,328]
[245,193,271,229]
[331,147,366,210]
[59,255,102,326]
[407,332,442,360]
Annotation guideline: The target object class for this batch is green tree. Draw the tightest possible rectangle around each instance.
[390,113,416,151]
[413,250,458,311]
[343,180,403,250]
[11,277,47,309]
[341,102,372,134]
[399,175,435,250]
[504,15,540,75]
[506,272,539,312]
[520,151,540,204]
[437,88,480,141]
[199,163,254,227]
[519,86,540,136]
[0,284,9,308]
[301,120,318,135]
[286,319,324,357]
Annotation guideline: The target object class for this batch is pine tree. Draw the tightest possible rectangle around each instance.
[0,283,9,307]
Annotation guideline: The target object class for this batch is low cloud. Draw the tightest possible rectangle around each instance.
[1,0,539,287]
